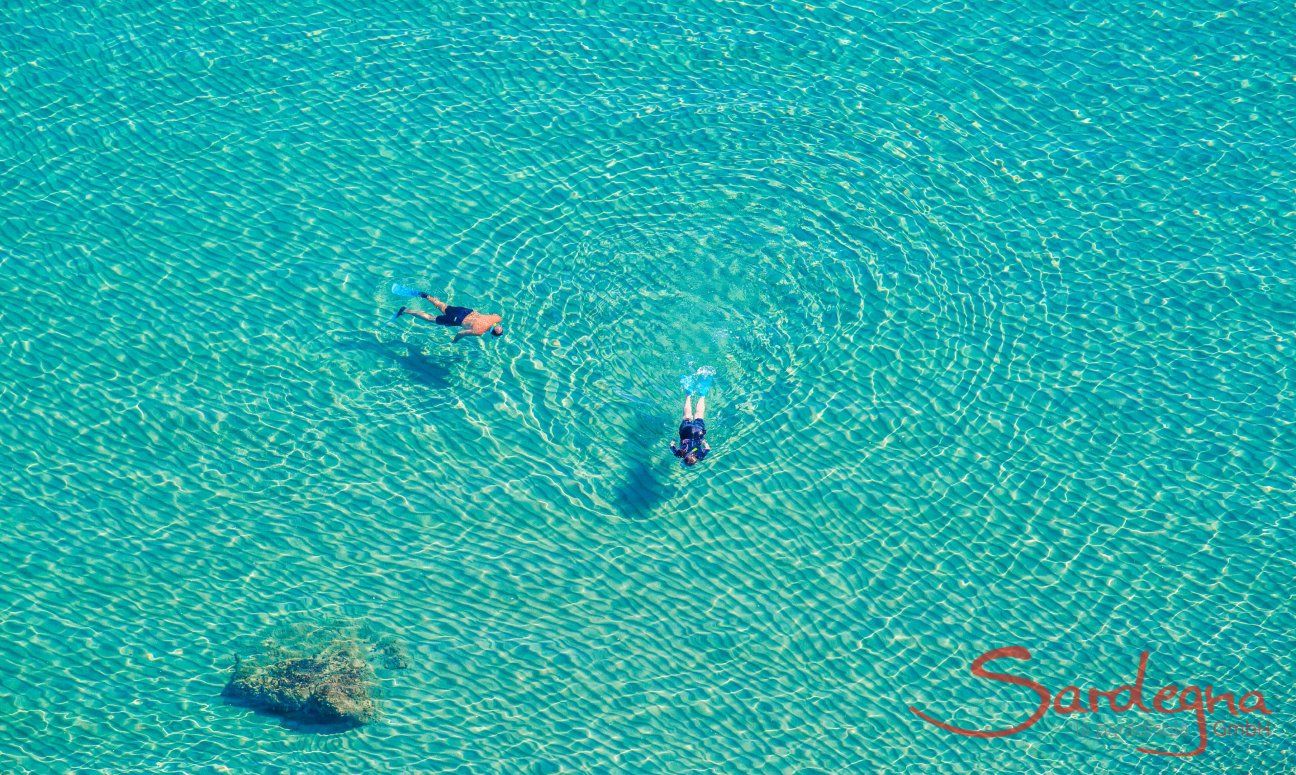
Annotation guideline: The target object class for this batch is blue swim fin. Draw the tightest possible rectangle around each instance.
[391,283,427,299]
[681,367,716,396]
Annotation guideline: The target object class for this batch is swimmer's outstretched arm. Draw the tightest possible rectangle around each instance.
[452,329,483,343]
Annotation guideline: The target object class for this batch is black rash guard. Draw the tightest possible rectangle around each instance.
[673,420,709,460]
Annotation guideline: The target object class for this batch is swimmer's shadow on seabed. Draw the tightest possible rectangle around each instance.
[614,412,677,521]
[334,335,463,391]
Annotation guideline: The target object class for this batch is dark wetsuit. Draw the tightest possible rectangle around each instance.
[435,305,473,327]
[672,419,709,460]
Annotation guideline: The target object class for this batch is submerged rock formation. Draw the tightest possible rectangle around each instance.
[223,621,408,727]
[371,635,412,671]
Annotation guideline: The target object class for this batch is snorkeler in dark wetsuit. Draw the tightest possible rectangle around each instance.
[670,394,710,466]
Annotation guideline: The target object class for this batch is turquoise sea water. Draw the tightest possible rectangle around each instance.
[2,0,1293,771]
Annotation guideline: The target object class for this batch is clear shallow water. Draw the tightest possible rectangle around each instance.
[1,0,1293,771]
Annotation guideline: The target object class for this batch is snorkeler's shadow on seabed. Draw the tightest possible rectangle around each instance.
[614,411,677,521]
[334,335,463,391]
